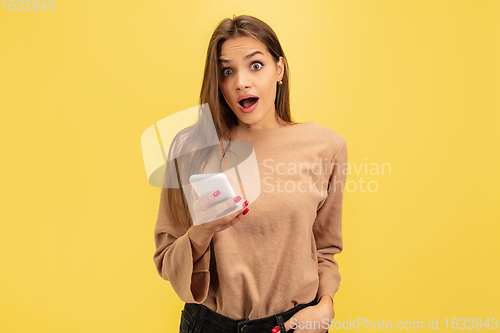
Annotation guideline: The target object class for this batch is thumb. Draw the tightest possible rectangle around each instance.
[283,317,300,332]
[271,325,286,333]
[271,320,292,333]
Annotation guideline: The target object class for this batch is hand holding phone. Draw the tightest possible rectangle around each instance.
[188,173,250,226]
[189,173,236,208]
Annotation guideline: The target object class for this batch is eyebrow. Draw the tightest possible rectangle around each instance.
[218,50,264,64]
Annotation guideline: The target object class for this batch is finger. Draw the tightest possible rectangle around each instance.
[218,203,249,228]
[221,204,247,223]
[283,320,290,332]
[209,197,243,220]
[189,183,199,200]
[207,196,246,219]
[232,200,249,218]
[197,193,239,217]
[207,203,249,232]
[283,317,299,332]
[197,198,248,227]
[271,325,285,333]
[193,188,226,212]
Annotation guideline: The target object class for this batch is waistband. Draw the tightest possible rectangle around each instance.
[184,298,318,333]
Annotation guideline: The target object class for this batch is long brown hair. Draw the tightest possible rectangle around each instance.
[164,14,298,230]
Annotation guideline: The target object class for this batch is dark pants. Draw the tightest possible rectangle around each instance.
[180,298,323,333]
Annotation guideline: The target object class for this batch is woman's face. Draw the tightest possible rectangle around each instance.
[218,36,284,129]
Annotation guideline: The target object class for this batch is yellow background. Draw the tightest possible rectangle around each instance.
[1,0,499,332]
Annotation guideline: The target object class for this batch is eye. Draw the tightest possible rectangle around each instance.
[251,61,264,70]
[220,61,264,77]
[221,68,232,77]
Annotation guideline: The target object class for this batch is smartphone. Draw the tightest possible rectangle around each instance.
[189,173,240,224]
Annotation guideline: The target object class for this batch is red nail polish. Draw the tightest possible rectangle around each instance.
[213,190,221,197]
[272,326,280,333]
[242,200,249,208]
[242,208,249,215]
[233,195,242,202]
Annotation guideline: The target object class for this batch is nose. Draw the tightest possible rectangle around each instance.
[235,70,251,90]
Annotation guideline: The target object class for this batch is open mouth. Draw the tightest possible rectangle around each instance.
[238,97,259,109]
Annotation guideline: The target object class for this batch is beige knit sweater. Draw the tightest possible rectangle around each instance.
[153,121,348,320]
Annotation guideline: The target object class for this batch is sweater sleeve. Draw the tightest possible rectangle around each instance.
[153,186,211,304]
[313,137,348,304]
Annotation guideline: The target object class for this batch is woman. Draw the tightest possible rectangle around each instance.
[153,14,348,333]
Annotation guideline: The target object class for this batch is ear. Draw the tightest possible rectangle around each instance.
[277,56,285,79]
